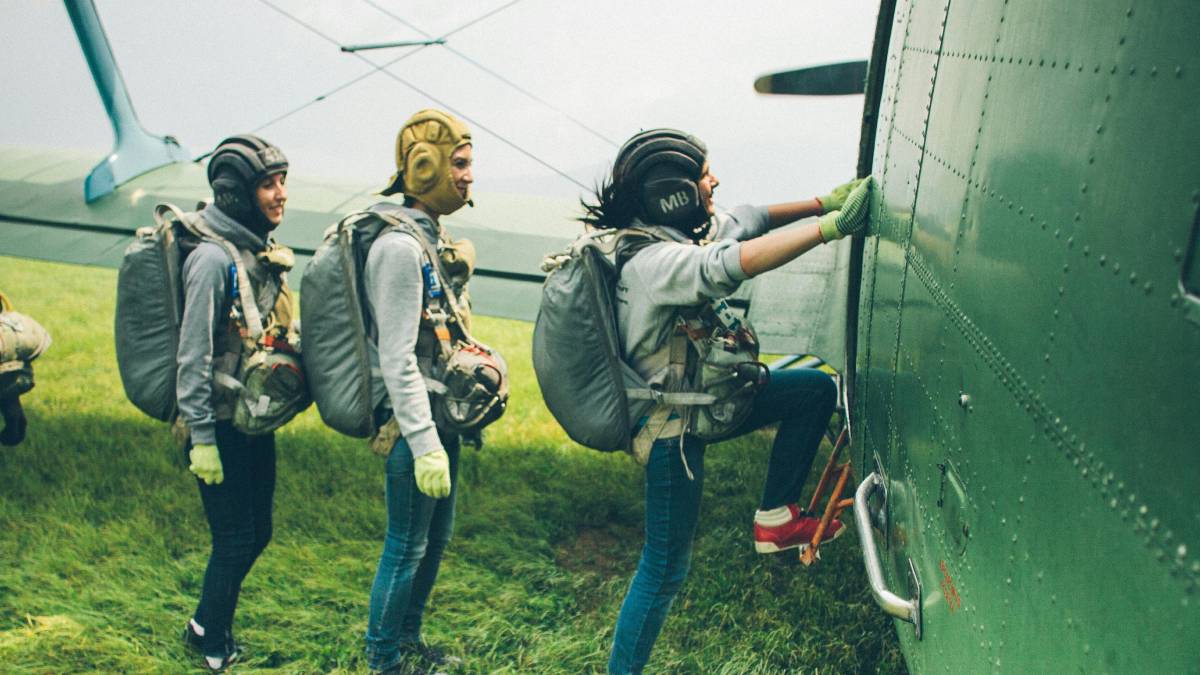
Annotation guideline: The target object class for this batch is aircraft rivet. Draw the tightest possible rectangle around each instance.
[1039,59,1045,67]
[1062,264,1069,273]
[1129,272,1137,284]
[1151,66,1158,77]
[1176,66,1184,78]
[1094,65,1101,73]
[1083,245,1090,255]
[1113,262,1121,273]
[1151,518,1160,529]
[1119,37,1127,45]
[1100,255,1107,265]
[1127,7,1134,17]
[1081,183,1088,193]
[1067,236,1074,246]
[1144,282,1153,294]
[1096,125,1104,134]
[1175,248,1185,261]
[1140,504,1148,515]
[1110,498,1119,508]
[1111,65,1119,75]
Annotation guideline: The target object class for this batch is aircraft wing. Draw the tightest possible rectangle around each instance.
[0,144,577,322]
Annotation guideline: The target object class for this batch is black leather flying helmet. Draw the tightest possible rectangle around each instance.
[206,134,288,228]
[613,129,709,234]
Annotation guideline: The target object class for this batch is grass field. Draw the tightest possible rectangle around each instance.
[0,255,904,674]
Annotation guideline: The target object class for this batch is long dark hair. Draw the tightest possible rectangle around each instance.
[578,174,637,231]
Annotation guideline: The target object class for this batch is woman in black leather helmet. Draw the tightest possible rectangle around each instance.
[584,128,872,674]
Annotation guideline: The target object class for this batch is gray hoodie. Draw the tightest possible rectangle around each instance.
[615,204,769,380]
[362,203,444,459]
[176,204,281,446]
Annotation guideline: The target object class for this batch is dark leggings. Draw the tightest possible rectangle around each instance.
[190,421,276,657]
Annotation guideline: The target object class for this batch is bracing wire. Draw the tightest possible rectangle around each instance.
[245,1,522,140]
[360,0,618,148]
[252,0,590,191]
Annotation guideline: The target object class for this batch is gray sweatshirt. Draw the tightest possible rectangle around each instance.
[362,203,443,459]
[176,204,280,445]
[615,205,770,378]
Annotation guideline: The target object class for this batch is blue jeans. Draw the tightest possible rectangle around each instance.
[608,367,836,674]
[365,433,460,671]
[191,421,276,658]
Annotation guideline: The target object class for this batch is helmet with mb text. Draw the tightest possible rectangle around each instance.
[613,128,709,238]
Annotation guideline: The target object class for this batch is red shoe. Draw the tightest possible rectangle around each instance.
[754,504,845,553]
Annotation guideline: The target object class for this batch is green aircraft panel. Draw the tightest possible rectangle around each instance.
[852,0,1200,671]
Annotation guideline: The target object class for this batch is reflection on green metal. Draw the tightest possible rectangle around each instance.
[852,0,1200,672]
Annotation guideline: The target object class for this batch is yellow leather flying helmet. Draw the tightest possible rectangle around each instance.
[380,109,472,215]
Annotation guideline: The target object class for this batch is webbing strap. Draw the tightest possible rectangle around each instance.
[374,211,473,332]
[626,389,716,405]
[213,371,244,392]
[157,203,265,341]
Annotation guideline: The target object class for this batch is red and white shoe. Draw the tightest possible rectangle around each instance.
[754,504,845,553]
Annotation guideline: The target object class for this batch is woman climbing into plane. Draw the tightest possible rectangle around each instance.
[580,128,872,674]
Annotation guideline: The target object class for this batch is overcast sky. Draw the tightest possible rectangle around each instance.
[2,1,877,207]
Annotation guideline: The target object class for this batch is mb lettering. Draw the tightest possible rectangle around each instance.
[658,191,691,213]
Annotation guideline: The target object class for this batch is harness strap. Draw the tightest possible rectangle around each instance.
[157,203,266,341]
[0,361,26,374]
[625,389,716,405]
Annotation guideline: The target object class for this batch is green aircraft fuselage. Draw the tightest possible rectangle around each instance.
[849,0,1199,671]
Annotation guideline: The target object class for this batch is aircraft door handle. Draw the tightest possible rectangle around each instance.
[853,472,923,639]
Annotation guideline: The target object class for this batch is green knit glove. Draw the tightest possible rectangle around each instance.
[415,449,452,498]
[817,177,866,213]
[188,443,224,485]
[818,176,872,242]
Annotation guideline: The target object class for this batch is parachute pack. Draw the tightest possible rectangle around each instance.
[0,290,51,402]
[114,203,308,435]
[301,207,507,442]
[533,228,766,457]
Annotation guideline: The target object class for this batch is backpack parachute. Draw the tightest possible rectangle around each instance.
[0,290,51,401]
[299,212,382,438]
[114,204,195,421]
[301,209,508,440]
[115,203,306,434]
[532,230,660,452]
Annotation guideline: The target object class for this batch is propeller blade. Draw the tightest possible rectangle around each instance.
[754,60,869,96]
